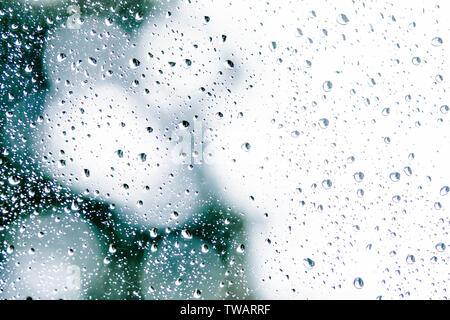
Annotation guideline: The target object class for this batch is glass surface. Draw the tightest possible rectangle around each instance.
[0,0,448,300]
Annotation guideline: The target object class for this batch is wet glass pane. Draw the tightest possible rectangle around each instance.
[0,0,449,300]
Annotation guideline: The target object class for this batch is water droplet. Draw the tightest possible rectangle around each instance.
[88,57,97,66]
[135,12,144,21]
[291,130,300,137]
[236,244,245,253]
[181,229,192,240]
[225,60,234,69]
[337,14,349,25]
[354,172,364,182]
[440,186,449,196]
[412,57,421,65]
[215,112,224,119]
[7,176,20,186]
[435,243,446,252]
[116,149,124,158]
[149,228,158,238]
[193,289,202,299]
[431,37,443,47]
[241,142,251,152]
[322,81,333,92]
[304,258,315,269]
[440,105,449,114]
[270,41,277,51]
[389,172,400,182]
[403,166,412,176]
[109,244,117,254]
[406,254,415,264]
[139,153,147,162]
[201,244,209,253]
[322,179,332,189]
[57,53,67,62]
[129,58,141,69]
[6,245,14,254]
[353,277,364,289]
[382,107,390,116]
[179,120,190,129]
[318,118,329,129]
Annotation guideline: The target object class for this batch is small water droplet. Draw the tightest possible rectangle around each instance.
[109,244,117,254]
[435,243,446,252]
[8,176,20,186]
[431,37,443,47]
[357,189,364,197]
[129,58,141,69]
[412,57,421,65]
[322,81,333,92]
[337,14,349,25]
[225,60,234,69]
[353,277,364,289]
[6,245,14,254]
[57,53,67,62]
[181,229,192,240]
[193,289,202,299]
[440,186,449,196]
[403,166,412,176]
[88,57,97,66]
[241,142,251,152]
[116,149,124,158]
[322,179,332,189]
[354,172,364,182]
[318,118,329,129]
[389,172,400,182]
[304,258,315,269]
[139,153,147,162]
[201,244,209,253]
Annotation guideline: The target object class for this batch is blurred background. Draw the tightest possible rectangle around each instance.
[0,0,449,300]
